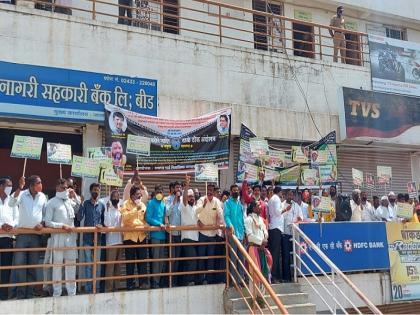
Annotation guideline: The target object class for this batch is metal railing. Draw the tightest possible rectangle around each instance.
[0,225,227,295]
[226,234,288,314]
[8,0,369,66]
[291,223,382,315]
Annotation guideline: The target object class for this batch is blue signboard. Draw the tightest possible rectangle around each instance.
[0,61,157,123]
[299,222,390,274]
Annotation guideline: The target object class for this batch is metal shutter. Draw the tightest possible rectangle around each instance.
[337,146,412,196]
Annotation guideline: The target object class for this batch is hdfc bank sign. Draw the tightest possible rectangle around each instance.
[343,240,385,252]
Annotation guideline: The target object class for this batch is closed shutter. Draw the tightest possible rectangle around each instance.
[337,146,412,196]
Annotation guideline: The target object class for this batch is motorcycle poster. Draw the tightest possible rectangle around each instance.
[369,34,420,97]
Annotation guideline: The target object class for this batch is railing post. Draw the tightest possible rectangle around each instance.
[92,230,97,294]
[252,270,257,312]
[292,225,298,283]
[318,26,323,60]
[218,5,222,44]
[92,0,96,20]
[332,270,337,314]
[169,229,172,288]
[225,232,230,288]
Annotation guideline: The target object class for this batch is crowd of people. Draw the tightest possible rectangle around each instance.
[0,171,419,300]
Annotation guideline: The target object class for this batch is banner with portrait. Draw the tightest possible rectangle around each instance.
[105,104,231,174]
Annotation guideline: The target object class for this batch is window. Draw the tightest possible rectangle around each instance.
[252,0,283,52]
[385,27,407,41]
[292,22,314,58]
[162,0,179,35]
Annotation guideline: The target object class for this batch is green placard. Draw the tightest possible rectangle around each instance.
[47,143,72,165]
[126,134,151,156]
[294,9,312,22]
[71,155,100,178]
[11,135,43,160]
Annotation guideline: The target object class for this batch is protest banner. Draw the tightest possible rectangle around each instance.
[377,166,392,185]
[105,104,231,174]
[71,155,100,178]
[352,168,363,187]
[11,135,43,176]
[126,135,151,156]
[407,182,417,199]
[195,163,219,183]
[249,138,269,157]
[396,203,414,219]
[386,222,420,301]
[47,143,72,165]
[302,168,319,186]
[292,146,308,164]
[312,196,332,213]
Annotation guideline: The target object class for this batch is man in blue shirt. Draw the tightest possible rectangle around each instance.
[77,183,104,293]
[165,181,182,286]
[224,184,245,286]
[146,185,166,289]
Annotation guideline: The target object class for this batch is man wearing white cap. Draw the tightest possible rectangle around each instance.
[180,175,198,286]
[376,196,393,221]
[387,192,397,221]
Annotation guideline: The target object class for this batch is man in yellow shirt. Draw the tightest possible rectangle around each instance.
[121,186,148,290]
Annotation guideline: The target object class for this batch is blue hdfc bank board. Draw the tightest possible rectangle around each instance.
[298,222,390,274]
[0,61,157,123]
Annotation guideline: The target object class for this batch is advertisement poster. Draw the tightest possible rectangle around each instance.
[352,168,364,186]
[47,143,72,165]
[0,60,157,123]
[340,87,420,145]
[369,34,420,97]
[11,135,43,160]
[378,166,392,184]
[105,104,231,174]
[195,163,219,183]
[386,222,420,301]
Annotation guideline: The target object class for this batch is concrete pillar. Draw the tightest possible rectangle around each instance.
[82,123,102,199]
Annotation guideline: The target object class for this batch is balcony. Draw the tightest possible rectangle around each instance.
[4,0,370,67]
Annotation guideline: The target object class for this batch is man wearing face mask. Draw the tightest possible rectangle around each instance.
[165,181,182,286]
[121,186,148,290]
[44,178,80,297]
[146,185,167,289]
[77,182,105,294]
[242,173,268,225]
[361,191,377,221]
[195,183,223,285]
[10,175,46,299]
[123,170,149,204]
[0,177,17,300]
[224,184,245,286]
[180,175,198,286]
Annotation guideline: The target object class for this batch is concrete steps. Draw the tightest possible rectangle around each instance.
[224,283,316,314]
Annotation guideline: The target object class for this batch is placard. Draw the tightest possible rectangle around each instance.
[71,155,100,178]
[377,166,392,184]
[99,161,123,187]
[313,196,332,213]
[292,146,308,164]
[407,182,417,199]
[396,203,414,219]
[244,163,259,181]
[249,138,269,156]
[365,173,375,189]
[87,147,111,160]
[302,168,319,186]
[319,164,337,184]
[195,163,219,182]
[47,143,72,165]
[11,135,43,160]
[352,168,363,186]
[126,134,151,156]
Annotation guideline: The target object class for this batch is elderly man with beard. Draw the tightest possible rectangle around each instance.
[44,178,80,297]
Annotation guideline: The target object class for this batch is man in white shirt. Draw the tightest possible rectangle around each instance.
[376,196,393,221]
[281,189,303,282]
[180,176,198,286]
[44,178,80,297]
[387,192,397,221]
[267,186,284,283]
[9,175,47,299]
[296,191,309,221]
[361,191,377,222]
[0,177,17,300]
[350,189,362,222]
